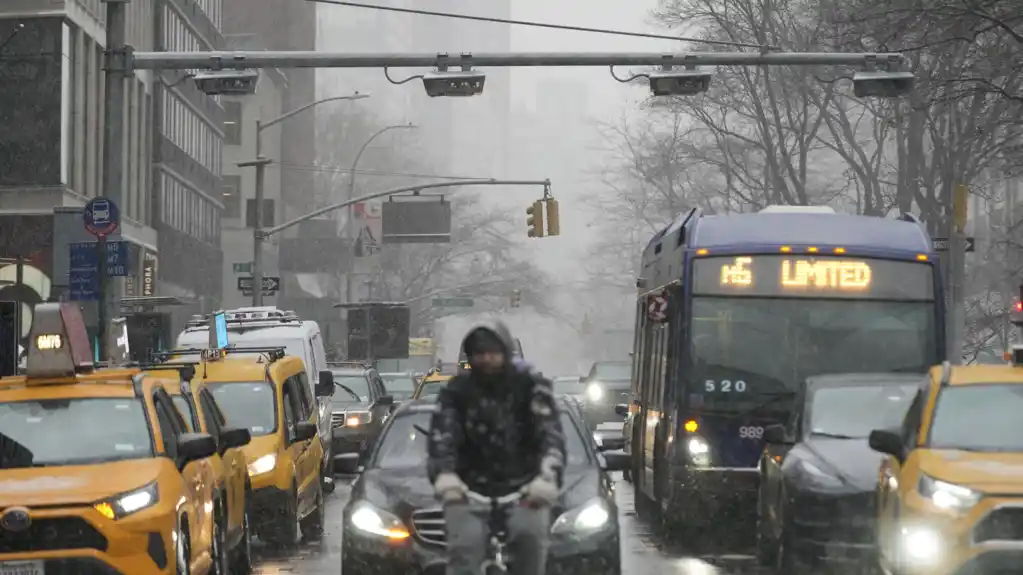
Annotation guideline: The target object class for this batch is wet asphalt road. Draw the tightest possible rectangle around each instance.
[250,474,764,575]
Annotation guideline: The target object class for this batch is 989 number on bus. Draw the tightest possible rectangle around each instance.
[704,379,747,393]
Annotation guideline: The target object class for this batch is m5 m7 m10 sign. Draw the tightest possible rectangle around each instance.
[381,197,452,243]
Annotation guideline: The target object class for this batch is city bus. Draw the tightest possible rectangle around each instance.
[627,205,944,548]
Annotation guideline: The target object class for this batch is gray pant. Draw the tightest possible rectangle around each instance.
[444,501,550,575]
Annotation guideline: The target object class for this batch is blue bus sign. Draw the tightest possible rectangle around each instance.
[83,197,120,237]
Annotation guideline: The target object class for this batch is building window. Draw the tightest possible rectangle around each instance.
[222,175,241,219]
[245,199,274,228]
[223,101,241,145]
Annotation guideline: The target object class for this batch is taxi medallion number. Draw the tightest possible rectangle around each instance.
[0,560,44,575]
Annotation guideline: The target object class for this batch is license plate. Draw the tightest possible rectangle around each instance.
[0,560,43,575]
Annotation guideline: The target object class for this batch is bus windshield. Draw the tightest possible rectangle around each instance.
[688,297,937,406]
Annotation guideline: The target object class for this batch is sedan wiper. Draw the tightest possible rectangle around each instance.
[810,431,859,440]
[334,382,360,401]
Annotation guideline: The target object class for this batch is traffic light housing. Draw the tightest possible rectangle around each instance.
[545,198,560,236]
[510,290,522,308]
[526,200,544,238]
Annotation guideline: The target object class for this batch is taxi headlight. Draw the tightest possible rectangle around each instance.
[897,524,944,567]
[551,498,611,535]
[349,501,410,540]
[94,482,159,520]
[247,453,277,476]
[919,474,981,512]
[586,383,604,401]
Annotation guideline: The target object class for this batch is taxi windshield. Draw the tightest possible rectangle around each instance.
[0,398,153,468]
[928,384,1023,451]
[206,382,277,436]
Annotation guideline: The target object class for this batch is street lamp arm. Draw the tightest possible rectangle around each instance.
[261,178,551,237]
[260,93,369,131]
[348,124,417,197]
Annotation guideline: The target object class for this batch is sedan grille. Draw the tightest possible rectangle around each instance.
[411,508,446,546]
[975,507,1023,543]
[791,491,874,544]
[0,516,108,553]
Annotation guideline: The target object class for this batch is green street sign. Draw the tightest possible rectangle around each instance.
[432,297,474,308]
[232,262,252,273]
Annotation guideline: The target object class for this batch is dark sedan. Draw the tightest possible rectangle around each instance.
[341,399,627,575]
[758,373,925,572]
[331,368,395,473]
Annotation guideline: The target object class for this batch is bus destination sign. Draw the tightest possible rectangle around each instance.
[695,255,933,300]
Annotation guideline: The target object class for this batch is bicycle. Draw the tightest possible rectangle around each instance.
[467,489,525,575]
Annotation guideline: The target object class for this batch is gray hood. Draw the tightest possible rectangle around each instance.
[461,320,517,360]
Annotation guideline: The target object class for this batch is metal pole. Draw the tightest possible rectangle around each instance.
[252,119,265,307]
[100,0,129,360]
[263,178,551,238]
[344,124,417,304]
[130,50,908,70]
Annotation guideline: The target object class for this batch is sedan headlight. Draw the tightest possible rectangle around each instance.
[345,410,372,427]
[551,497,612,535]
[348,501,410,540]
[94,482,159,520]
[918,474,981,512]
[586,383,604,402]
[247,453,277,476]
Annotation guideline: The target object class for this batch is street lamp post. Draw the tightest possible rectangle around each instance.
[240,93,370,306]
[343,123,417,304]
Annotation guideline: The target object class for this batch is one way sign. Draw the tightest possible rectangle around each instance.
[237,276,280,295]
[932,237,976,253]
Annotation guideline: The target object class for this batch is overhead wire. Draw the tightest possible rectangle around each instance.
[305,0,772,50]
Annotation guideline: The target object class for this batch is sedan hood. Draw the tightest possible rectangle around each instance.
[802,437,883,491]
[333,400,373,413]
[0,458,166,507]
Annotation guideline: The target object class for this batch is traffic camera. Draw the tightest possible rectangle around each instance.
[526,200,544,238]
[545,198,560,236]
[648,69,712,96]
[193,69,260,96]
[422,70,486,97]
[852,70,914,98]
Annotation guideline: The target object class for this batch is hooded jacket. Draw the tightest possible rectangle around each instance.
[426,322,566,496]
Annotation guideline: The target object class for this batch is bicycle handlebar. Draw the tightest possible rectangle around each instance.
[467,490,524,506]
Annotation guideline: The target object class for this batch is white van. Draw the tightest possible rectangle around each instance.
[176,306,337,486]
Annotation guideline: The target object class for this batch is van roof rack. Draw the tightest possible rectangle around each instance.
[156,346,287,363]
[184,307,300,328]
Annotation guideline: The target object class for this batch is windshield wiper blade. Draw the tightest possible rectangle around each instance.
[811,431,859,440]
[334,382,360,400]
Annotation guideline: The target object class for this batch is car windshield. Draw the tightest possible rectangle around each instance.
[205,382,277,436]
[416,379,449,398]
[334,376,369,402]
[374,412,588,469]
[688,297,937,409]
[0,398,153,468]
[171,395,195,431]
[808,383,919,439]
[553,377,586,394]
[382,375,416,400]
[591,362,631,381]
[928,384,1023,451]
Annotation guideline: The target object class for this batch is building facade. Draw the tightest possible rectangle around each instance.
[0,0,157,340]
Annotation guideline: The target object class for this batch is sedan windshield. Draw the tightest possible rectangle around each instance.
[928,384,1023,451]
[0,398,153,468]
[808,383,918,439]
[334,375,369,402]
[206,382,277,436]
[375,412,588,470]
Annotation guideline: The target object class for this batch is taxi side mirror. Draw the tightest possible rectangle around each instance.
[219,427,251,455]
[294,421,317,443]
[177,433,217,470]
[869,428,906,461]
[614,403,629,417]
[316,371,335,397]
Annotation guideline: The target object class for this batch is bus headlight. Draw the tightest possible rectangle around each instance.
[586,383,604,402]
[687,436,711,466]
[919,475,980,512]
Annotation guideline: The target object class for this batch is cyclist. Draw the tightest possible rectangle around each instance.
[427,321,566,575]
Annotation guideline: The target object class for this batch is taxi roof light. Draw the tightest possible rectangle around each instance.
[25,303,94,379]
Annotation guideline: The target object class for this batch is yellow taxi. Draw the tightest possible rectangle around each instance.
[871,358,1023,575]
[411,369,452,399]
[166,344,333,548]
[0,303,220,575]
[156,365,253,574]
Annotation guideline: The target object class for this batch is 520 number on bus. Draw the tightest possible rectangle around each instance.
[704,379,748,392]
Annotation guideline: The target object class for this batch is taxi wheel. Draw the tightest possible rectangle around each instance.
[231,495,253,575]
[176,524,191,575]
[300,480,326,541]
[212,505,230,575]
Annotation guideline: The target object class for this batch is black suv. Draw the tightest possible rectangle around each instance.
[328,362,395,473]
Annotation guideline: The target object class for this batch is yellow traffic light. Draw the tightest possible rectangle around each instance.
[545,198,560,236]
[526,200,544,238]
